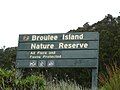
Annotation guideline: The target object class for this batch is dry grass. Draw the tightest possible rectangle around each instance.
[99,63,120,90]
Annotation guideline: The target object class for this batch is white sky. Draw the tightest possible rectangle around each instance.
[0,0,120,48]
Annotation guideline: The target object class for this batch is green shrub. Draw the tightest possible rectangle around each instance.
[0,68,45,90]
[0,68,15,90]
[18,75,45,90]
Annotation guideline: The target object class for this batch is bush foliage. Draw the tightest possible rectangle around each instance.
[0,68,45,90]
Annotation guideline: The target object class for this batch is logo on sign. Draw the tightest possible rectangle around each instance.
[47,60,54,67]
[23,35,29,41]
[29,61,37,67]
[38,61,46,67]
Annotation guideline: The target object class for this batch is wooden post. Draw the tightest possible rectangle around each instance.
[91,68,98,90]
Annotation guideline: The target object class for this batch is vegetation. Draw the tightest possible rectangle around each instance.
[0,68,45,90]
[0,68,90,90]
[99,63,120,90]
[45,80,88,90]
[0,14,120,89]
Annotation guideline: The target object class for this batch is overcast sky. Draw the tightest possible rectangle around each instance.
[0,0,119,48]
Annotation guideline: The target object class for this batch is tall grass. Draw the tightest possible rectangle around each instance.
[99,63,120,90]
[45,80,90,90]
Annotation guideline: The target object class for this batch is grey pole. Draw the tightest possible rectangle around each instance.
[91,68,98,90]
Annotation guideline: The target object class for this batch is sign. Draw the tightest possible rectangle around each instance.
[16,32,99,68]
[16,32,99,90]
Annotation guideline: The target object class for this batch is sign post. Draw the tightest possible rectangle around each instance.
[16,32,99,90]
